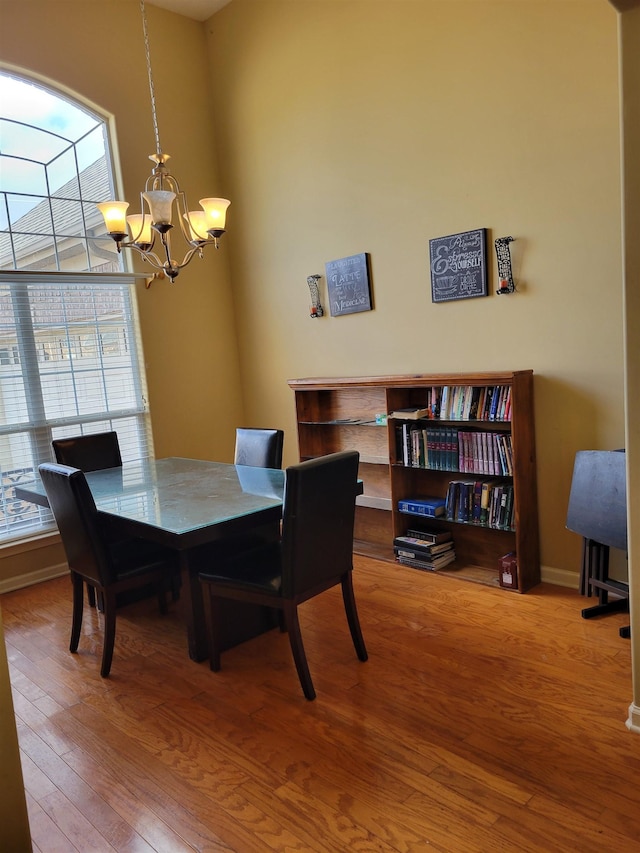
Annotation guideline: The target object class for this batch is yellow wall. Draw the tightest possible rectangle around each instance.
[0,0,245,586]
[0,0,627,588]
[208,0,624,581]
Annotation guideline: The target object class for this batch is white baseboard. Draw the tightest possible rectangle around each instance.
[626,703,640,734]
[1,561,580,596]
[540,564,579,589]
[0,563,68,595]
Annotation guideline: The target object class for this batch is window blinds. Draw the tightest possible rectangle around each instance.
[0,271,152,541]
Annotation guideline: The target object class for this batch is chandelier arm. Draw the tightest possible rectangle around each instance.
[174,191,199,243]
[127,244,167,271]
[175,244,205,270]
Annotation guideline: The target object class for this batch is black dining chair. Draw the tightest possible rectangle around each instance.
[234,428,284,469]
[38,463,178,677]
[52,431,122,471]
[198,450,368,700]
[52,431,123,608]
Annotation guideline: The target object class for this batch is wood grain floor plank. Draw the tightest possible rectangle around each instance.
[62,746,203,853]
[53,700,312,853]
[3,559,638,852]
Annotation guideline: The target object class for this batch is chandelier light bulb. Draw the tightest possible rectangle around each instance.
[184,211,209,242]
[143,190,176,230]
[96,201,129,238]
[199,198,231,235]
[126,214,154,248]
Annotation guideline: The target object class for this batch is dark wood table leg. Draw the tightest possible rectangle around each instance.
[179,550,208,662]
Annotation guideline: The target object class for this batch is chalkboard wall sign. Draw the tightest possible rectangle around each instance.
[429,228,488,303]
[325,253,372,316]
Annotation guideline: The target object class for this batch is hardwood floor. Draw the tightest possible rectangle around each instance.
[3,556,638,852]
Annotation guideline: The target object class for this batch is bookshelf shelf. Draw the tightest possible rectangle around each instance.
[288,372,540,592]
[357,495,393,511]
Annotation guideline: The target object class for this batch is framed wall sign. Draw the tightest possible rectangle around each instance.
[429,228,488,303]
[325,252,372,316]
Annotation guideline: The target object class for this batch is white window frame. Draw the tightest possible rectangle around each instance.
[0,72,154,544]
[0,270,153,543]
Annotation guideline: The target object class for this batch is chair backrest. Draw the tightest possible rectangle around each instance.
[280,451,359,597]
[38,463,112,585]
[52,431,122,472]
[234,428,284,468]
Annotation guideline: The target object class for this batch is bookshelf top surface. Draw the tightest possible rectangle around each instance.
[288,371,533,390]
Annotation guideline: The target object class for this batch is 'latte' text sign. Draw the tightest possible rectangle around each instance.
[325,253,372,316]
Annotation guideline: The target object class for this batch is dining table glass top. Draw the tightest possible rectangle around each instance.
[24,457,285,536]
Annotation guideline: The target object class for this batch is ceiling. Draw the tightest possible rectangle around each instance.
[148,0,232,21]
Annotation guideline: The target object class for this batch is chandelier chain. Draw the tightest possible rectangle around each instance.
[140,0,162,157]
[96,0,230,281]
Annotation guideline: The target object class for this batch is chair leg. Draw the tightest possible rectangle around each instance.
[86,582,96,608]
[100,590,117,678]
[341,572,368,662]
[283,601,315,700]
[70,573,84,653]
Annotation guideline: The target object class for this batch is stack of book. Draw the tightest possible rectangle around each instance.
[393,528,456,572]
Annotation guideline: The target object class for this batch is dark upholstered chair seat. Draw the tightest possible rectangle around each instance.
[106,538,177,579]
[52,431,124,608]
[39,462,178,677]
[200,543,283,594]
[199,451,367,700]
[51,431,180,607]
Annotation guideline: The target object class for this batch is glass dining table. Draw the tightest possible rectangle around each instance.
[16,457,285,662]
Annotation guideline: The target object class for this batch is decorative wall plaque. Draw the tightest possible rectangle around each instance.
[325,253,372,316]
[429,229,488,303]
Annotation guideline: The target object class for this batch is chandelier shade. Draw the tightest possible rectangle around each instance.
[96,0,230,283]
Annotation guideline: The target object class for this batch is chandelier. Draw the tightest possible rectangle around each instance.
[97,0,230,282]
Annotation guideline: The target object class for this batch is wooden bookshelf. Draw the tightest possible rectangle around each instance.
[288,372,540,592]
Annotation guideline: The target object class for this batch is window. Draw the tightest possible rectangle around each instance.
[0,71,121,274]
[0,72,153,542]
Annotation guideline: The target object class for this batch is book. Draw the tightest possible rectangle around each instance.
[398,497,446,517]
[489,385,502,421]
[405,527,453,544]
[462,385,474,420]
[472,479,483,524]
[468,386,482,420]
[402,423,411,467]
[393,536,455,557]
[481,386,494,420]
[457,480,475,522]
[439,386,451,419]
[430,386,441,419]
[396,551,457,572]
[445,480,462,520]
[389,407,431,420]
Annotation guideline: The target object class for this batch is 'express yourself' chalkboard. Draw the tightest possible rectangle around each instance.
[429,228,488,303]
